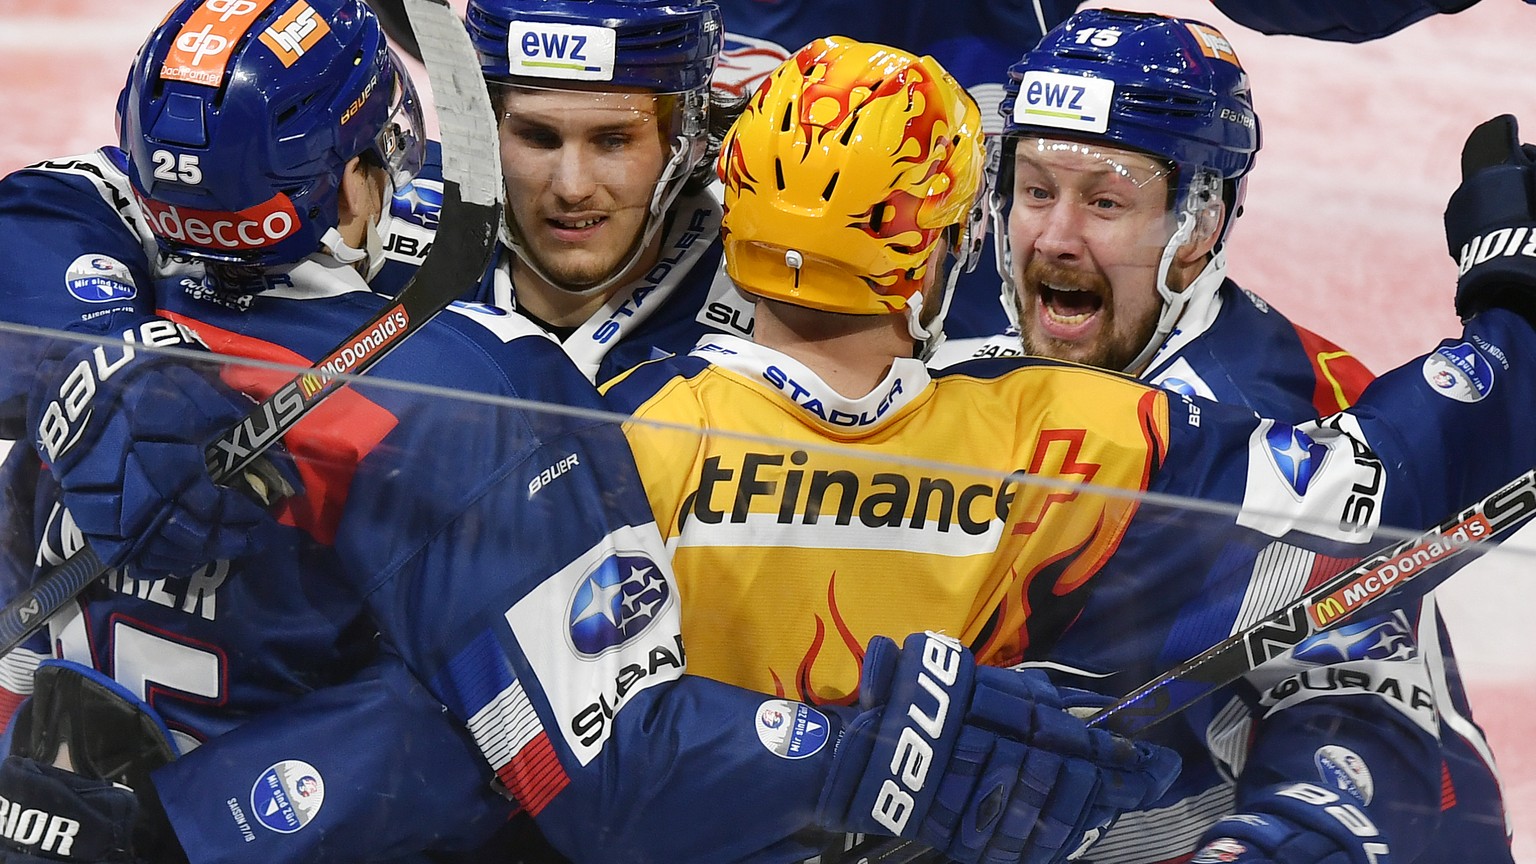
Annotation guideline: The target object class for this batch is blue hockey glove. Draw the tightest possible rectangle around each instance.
[1443,114,1536,321]
[0,757,140,863]
[27,316,296,577]
[818,633,1180,864]
[1192,782,1392,864]
[0,660,185,864]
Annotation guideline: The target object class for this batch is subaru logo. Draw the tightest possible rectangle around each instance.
[1265,424,1326,496]
[568,553,670,657]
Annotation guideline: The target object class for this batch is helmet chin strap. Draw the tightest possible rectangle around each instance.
[1121,210,1196,375]
[505,135,695,298]
[322,177,394,282]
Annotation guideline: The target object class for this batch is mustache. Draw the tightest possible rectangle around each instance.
[1021,258,1110,295]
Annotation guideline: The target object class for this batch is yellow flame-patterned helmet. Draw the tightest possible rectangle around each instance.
[716,36,984,318]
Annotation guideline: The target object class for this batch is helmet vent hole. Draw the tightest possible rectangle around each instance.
[774,158,786,191]
[821,172,839,202]
[870,203,886,232]
[780,103,794,132]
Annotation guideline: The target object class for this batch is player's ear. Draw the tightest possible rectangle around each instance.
[335,156,385,247]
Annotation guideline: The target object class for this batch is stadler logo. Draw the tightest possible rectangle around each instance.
[567,553,670,657]
[138,192,300,251]
[508,22,618,82]
[1265,423,1327,497]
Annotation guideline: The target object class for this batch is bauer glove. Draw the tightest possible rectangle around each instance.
[27,315,296,577]
[817,632,1180,864]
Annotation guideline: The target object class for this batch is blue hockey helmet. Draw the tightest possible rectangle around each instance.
[466,0,722,93]
[117,0,424,268]
[998,8,1260,241]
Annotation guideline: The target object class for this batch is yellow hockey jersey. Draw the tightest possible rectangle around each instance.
[602,335,1170,704]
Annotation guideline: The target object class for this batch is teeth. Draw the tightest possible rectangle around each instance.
[557,217,601,229]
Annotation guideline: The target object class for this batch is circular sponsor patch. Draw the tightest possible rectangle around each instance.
[755,699,831,760]
[1421,342,1493,403]
[1315,745,1374,805]
[64,254,136,303]
[251,760,325,834]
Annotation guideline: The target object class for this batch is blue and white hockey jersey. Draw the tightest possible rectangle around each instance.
[931,259,1511,862]
[0,149,870,864]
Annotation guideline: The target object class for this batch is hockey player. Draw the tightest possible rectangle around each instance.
[603,33,1536,864]
[462,0,754,384]
[936,9,1514,862]
[709,0,1534,343]
[0,3,1179,863]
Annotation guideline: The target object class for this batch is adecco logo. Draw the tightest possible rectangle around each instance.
[138,192,301,251]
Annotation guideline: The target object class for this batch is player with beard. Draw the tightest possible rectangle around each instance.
[935,10,1512,863]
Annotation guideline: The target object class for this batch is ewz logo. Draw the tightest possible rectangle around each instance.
[567,553,670,657]
[510,23,617,81]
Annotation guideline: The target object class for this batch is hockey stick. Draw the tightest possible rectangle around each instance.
[844,468,1536,864]
[0,0,502,657]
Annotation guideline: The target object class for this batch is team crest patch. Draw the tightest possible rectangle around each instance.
[251,760,325,833]
[65,254,136,303]
[755,699,831,759]
[1422,342,1494,402]
[1315,745,1375,805]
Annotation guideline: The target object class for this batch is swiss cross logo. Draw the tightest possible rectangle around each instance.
[260,1,331,66]
[162,0,277,85]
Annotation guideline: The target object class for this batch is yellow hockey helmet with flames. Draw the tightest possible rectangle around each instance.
[716,36,985,340]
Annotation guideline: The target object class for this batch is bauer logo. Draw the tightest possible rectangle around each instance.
[138,192,301,251]
[1015,71,1114,134]
[64,254,137,303]
[755,699,831,759]
[250,760,324,834]
[508,22,617,81]
[566,553,670,657]
[1264,424,1327,498]
[1422,341,1493,403]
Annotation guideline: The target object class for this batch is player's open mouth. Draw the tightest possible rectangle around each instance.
[1039,283,1103,326]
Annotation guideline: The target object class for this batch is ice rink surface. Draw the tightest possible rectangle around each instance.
[1,0,1532,855]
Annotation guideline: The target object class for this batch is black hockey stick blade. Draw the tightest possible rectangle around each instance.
[0,0,502,657]
[840,468,1536,864]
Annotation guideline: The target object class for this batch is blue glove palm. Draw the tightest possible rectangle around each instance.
[818,633,1180,864]
[28,317,291,577]
[1193,782,1391,864]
